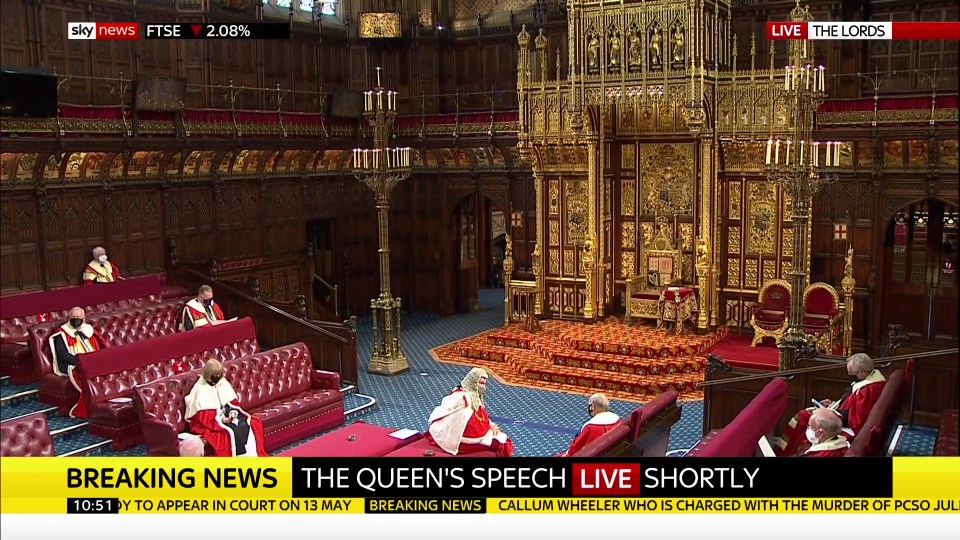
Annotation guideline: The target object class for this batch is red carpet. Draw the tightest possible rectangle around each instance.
[704,333,780,370]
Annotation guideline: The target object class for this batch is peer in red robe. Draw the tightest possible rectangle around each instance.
[776,353,885,456]
[48,308,106,418]
[184,360,268,457]
[559,393,621,457]
[794,407,850,457]
[83,247,123,285]
[426,368,515,457]
[180,285,226,331]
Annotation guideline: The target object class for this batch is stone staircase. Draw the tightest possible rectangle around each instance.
[432,319,728,402]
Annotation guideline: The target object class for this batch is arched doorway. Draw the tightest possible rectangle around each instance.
[880,198,959,345]
[449,194,503,313]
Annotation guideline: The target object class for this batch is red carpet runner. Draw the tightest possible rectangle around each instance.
[431,319,729,402]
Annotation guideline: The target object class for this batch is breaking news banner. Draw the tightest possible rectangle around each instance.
[1,457,959,515]
[66,22,290,40]
[766,21,960,40]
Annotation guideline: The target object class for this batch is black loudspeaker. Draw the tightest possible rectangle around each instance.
[0,67,58,117]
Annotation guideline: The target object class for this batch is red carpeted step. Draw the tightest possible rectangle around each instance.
[559,322,728,359]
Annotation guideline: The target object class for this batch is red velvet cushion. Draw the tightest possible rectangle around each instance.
[804,287,838,315]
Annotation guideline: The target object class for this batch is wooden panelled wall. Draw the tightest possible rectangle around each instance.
[0,156,535,318]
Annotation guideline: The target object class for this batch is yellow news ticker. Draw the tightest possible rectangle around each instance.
[0,457,957,514]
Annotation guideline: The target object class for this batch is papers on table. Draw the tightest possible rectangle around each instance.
[109,397,133,403]
[758,435,777,457]
[388,428,419,440]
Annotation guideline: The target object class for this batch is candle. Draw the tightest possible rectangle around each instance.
[825,142,832,167]
[766,139,773,165]
[784,67,790,91]
[799,140,805,163]
[813,142,819,167]
[834,141,840,166]
[377,91,383,109]
[774,140,780,164]
[805,67,810,90]
[820,67,825,92]
[785,140,792,164]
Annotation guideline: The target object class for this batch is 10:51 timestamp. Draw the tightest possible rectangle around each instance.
[67,498,120,514]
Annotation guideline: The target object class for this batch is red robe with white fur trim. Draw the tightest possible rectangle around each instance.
[426,388,514,457]
[180,298,225,331]
[49,322,105,418]
[184,378,268,457]
[83,260,122,285]
[562,411,622,457]
[801,436,850,458]
[776,370,886,456]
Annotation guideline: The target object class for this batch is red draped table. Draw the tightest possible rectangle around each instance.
[657,287,698,334]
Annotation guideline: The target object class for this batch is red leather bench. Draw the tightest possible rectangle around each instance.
[0,411,56,457]
[1,275,169,385]
[279,422,422,457]
[134,342,344,456]
[685,378,789,457]
[847,363,913,457]
[573,390,682,458]
[78,317,261,450]
[28,296,190,416]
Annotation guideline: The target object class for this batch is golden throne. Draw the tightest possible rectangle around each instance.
[750,279,791,346]
[625,224,683,324]
[802,282,844,354]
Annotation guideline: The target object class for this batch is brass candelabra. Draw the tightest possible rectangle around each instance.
[764,3,839,370]
[353,67,412,376]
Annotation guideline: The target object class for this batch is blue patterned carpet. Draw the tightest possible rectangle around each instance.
[0,288,940,457]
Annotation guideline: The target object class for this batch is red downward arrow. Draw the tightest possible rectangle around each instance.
[191,24,203,37]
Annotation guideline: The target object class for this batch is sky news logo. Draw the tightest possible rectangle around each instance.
[68,22,139,40]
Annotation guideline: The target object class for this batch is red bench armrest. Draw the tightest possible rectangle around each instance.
[311,370,341,390]
[141,418,180,457]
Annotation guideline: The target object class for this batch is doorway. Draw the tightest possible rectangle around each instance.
[306,219,338,319]
[880,199,959,345]
[449,194,503,313]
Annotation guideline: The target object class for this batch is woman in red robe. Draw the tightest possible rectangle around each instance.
[184,360,268,457]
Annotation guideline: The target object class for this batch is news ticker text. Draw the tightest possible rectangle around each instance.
[767,21,960,40]
[3,457,957,515]
[67,23,290,40]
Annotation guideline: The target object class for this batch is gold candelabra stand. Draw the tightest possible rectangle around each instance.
[353,67,413,376]
[764,3,839,370]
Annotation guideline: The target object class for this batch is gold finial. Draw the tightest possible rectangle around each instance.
[518,25,530,45]
[750,32,757,75]
[535,28,547,48]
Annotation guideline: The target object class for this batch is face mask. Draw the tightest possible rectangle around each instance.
[848,373,860,383]
[70,318,83,329]
[588,406,595,416]
[805,427,820,445]
[98,255,108,263]
[203,298,214,307]
[208,374,222,385]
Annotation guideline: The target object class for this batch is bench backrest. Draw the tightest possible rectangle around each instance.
[27,296,189,380]
[0,411,55,457]
[78,317,259,408]
[1,275,164,343]
[695,378,789,457]
[134,342,313,433]
[847,366,909,457]
[629,390,681,456]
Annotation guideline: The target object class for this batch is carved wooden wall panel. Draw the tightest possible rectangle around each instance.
[108,189,164,276]
[0,0,31,67]
[0,195,41,291]
[45,189,105,287]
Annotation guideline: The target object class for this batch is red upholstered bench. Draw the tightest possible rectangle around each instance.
[1,275,168,385]
[279,422,422,457]
[0,411,56,457]
[572,391,682,458]
[688,378,789,457]
[847,363,912,457]
[934,410,958,457]
[28,296,190,416]
[78,317,260,450]
[134,342,344,456]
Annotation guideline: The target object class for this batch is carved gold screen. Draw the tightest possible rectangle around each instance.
[720,141,794,328]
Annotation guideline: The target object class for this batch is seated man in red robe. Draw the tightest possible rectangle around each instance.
[83,246,124,285]
[794,408,850,457]
[776,353,885,456]
[559,393,621,457]
[426,367,515,457]
[184,359,268,457]
[180,285,226,331]
[48,307,107,418]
